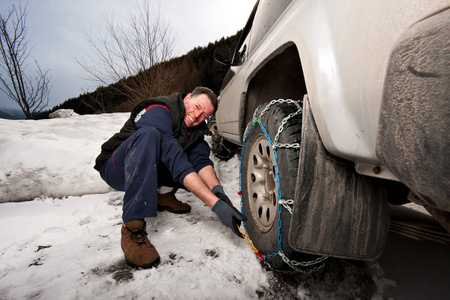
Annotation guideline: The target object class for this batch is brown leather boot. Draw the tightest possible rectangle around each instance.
[157,190,191,214]
[121,219,160,269]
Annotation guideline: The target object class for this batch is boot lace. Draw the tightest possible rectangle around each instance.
[125,227,148,246]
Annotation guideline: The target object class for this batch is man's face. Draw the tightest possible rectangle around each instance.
[183,93,214,128]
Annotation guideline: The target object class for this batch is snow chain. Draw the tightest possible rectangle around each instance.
[239,99,328,274]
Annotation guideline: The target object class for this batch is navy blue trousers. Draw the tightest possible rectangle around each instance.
[99,127,180,222]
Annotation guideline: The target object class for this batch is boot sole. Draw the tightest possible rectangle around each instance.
[125,257,160,269]
[121,243,161,269]
[157,205,191,214]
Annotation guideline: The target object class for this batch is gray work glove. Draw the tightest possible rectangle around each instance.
[212,185,247,238]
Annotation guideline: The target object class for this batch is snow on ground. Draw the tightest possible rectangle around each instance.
[0,113,407,299]
[0,114,269,299]
[0,113,123,202]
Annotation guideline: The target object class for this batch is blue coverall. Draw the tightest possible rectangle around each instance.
[99,105,213,222]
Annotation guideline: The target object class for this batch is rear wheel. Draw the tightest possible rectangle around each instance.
[241,100,323,271]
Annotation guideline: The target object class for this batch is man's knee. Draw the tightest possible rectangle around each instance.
[132,127,162,151]
[137,127,161,140]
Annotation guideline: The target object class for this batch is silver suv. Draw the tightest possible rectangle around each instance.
[213,0,449,271]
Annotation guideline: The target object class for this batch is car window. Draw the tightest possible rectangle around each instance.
[232,0,260,66]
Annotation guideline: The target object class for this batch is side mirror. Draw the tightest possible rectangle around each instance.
[214,46,232,66]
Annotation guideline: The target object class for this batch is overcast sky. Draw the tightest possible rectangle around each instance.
[0,0,255,110]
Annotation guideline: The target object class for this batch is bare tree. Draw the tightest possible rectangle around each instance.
[76,0,175,106]
[0,2,51,119]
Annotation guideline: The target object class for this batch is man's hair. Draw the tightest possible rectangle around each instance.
[190,86,218,113]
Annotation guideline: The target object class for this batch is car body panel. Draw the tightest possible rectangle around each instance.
[216,0,449,178]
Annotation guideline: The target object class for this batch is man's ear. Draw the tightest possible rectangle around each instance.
[183,93,191,104]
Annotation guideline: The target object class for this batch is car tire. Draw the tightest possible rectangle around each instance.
[241,100,320,271]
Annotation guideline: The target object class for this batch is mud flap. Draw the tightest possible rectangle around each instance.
[288,96,390,260]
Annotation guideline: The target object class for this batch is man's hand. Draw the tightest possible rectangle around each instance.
[212,186,247,238]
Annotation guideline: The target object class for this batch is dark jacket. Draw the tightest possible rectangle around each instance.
[94,93,210,171]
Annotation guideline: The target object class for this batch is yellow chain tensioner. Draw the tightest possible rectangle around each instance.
[237,225,265,261]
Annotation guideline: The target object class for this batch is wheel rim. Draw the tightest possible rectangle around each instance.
[246,133,278,233]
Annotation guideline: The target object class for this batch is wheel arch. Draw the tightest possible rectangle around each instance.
[239,44,307,140]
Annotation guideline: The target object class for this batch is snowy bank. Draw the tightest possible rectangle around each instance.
[0,113,127,202]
